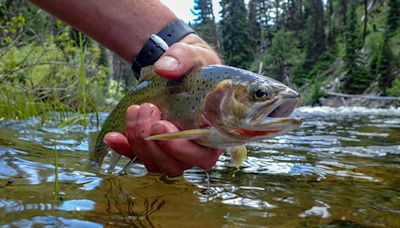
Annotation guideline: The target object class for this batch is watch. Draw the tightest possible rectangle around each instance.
[132,19,195,79]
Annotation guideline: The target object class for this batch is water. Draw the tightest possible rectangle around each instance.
[0,107,399,227]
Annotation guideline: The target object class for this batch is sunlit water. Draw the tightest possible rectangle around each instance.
[0,107,399,227]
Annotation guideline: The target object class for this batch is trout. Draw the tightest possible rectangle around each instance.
[90,65,302,169]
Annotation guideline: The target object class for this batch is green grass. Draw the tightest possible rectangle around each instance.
[53,145,60,201]
[79,32,87,128]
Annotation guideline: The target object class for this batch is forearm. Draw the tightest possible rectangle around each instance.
[30,0,177,62]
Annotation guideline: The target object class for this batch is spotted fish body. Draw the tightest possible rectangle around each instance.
[90,65,301,168]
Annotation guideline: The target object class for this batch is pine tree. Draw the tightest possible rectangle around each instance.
[341,0,372,94]
[303,0,325,68]
[219,0,254,68]
[248,0,262,51]
[191,0,219,50]
[387,0,400,35]
[377,0,399,93]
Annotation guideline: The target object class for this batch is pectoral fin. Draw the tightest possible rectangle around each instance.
[226,145,248,169]
[146,128,211,140]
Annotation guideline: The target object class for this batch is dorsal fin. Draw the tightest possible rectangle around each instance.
[139,66,158,82]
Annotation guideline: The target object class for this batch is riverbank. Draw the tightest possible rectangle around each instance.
[319,93,400,108]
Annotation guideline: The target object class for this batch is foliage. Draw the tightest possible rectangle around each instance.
[303,79,325,105]
[2,0,400,123]
[256,30,302,82]
[0,4,114,121]
[219,0,254,68]
[386,0,400,35]
[387,77,400,96]
[341,0,373,94]
[191,0,219,49]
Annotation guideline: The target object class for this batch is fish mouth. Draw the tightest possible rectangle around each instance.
[236,97,302,137]
[267,97,300,118]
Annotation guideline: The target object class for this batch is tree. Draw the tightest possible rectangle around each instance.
[362,0,368,44]
[341,0,372,94]
[191,0,219,50]
[303,0,325,68]
[386,0,400,35]
[376,0,399,93]
[219,0,254,68]
[260,30,302,83]
[248,0,262,51]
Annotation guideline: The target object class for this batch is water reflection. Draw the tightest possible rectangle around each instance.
[0,107,399,227]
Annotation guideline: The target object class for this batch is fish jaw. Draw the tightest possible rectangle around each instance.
[199,73,302,144]
[234,97,302,140]
[235,117,302,139]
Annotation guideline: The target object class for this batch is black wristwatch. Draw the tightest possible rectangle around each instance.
[132,19,195,79]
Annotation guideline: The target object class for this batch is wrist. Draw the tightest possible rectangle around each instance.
[132,19,195,78]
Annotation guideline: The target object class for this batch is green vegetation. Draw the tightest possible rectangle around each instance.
[53,145,59,200]
[219,0,254,68]
[0,3,118,121]
[193,0,399,104]
[0,0,399,123]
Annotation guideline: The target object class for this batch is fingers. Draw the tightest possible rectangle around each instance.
[103,102,223,176]
[103,132,133,158]
[135,120,191,176]
[150,121,223,171]
[154,34,221,79]
[125,103,161,173]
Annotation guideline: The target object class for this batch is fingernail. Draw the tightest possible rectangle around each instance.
[155,56,179,71]
[103,132,119,144]
[150,123,165,135]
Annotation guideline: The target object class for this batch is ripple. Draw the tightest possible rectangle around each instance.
[295,106,400,117]
[299,200,331,218]
[312,145,400,157]
[222,197,277,209]
[56,199,95,212]
[3,216,102,227]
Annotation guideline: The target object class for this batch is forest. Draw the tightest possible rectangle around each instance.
[0,0,399,121]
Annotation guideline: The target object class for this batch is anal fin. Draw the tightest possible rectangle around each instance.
[226,145,248,169]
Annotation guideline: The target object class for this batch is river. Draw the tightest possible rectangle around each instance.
[0,106,399,227]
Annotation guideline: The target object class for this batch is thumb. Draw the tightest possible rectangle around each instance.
[154,42,195,79]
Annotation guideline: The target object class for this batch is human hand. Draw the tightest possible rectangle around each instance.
[104,103,223,176]
[153,33,221,79]
[103,34,223,176]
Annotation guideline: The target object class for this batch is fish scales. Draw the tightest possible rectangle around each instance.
[91,66,240,166]
[90,65,301,169]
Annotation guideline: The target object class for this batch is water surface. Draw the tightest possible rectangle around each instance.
[0,107,399,227]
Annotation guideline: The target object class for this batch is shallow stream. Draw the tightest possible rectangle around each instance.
[0,107,399,227]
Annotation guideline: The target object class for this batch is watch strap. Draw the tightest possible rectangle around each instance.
[132,19,195,79]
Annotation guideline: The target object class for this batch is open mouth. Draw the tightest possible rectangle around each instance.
[237,97,302,137]
[268,98,300,118]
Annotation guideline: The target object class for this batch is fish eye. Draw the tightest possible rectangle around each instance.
[252,87,270,101]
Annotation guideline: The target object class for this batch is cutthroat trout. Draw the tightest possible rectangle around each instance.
[90,65,301,169]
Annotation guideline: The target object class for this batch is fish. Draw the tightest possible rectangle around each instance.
[90,65,302,170]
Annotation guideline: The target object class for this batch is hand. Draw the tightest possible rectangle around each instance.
[103,34,223,176]
[153,33,221,79]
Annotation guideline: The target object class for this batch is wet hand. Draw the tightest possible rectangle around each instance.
[103,35,222,176]
[154,33,221,79]
[104,103,223,176]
